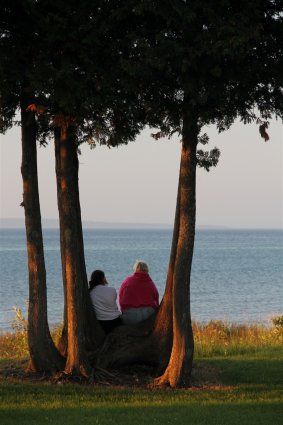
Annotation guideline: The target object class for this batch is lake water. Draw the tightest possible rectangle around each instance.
[0,228,282,331]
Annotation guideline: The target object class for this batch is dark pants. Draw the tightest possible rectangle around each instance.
[98,316,123,334]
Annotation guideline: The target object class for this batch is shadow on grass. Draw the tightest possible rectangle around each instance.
[1,403,283,425]
[1,350,282,425]
[198,356,283,386]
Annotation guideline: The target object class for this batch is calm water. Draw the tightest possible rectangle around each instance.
[0,228,282,331]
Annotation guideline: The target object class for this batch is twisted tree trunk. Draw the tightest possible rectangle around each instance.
[20,92,64,373]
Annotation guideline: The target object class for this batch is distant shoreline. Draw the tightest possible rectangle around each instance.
[0,218,221,230]
[0,218,282,230]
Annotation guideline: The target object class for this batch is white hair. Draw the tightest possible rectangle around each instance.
[133,260,149,273]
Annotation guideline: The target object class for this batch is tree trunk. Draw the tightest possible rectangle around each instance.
[54,131,68,358]
[53,123,104,377]
[20,92,64,373]
[154,112,197,387]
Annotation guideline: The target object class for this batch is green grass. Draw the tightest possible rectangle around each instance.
[1,347,282,425]
[0,319,282,424]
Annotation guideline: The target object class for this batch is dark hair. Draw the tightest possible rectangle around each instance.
[89,270,105,291]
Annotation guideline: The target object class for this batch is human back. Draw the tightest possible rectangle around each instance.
[119,270,159,310]
[90,284,120,321]
[89,270,122,333]
[119,261,159,324]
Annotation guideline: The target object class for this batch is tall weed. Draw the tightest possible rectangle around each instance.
[193,317,283,357]
[0,308,282,359]
[1,306,29,358]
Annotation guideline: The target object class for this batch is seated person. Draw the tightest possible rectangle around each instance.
[89,270,122,334]
[119,261,159,325]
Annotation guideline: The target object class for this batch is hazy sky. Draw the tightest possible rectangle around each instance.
[0,118,282,228]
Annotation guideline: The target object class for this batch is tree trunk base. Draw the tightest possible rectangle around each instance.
[151,370,170,387]
[63,361,92,379]
[153,357,193,388]
[53,370,93,384]
[25,347,65,376]
[152,369,192,388]
[25,359,43,376]
[94,318,169,370]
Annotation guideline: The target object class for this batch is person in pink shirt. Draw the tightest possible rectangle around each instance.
[119,261,159,325]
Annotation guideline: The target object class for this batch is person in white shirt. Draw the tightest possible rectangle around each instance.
[89,270,122,334]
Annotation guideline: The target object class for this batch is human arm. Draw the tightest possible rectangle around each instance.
[118,281,126,312]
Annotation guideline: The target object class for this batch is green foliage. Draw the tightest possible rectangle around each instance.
[196,148,220,171]
[2,1,282,153]
[0,0,146,147]
[125,0,283,164]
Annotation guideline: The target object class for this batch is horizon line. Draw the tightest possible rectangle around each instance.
[0,217,282,231]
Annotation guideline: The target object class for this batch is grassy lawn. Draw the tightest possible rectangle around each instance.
[1,347,282,425]
[1,320,282,424]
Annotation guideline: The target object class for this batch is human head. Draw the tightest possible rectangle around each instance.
[133,260,149,273]
[89,270,106,291]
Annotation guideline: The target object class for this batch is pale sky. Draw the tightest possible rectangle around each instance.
[0,118,282,229]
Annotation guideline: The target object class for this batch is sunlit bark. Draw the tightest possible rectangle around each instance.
[54,124,104,377]
[20,91,64,373]
[154,111,196,387]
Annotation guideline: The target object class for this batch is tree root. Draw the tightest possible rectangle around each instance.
[92,367,123,385]
[150,370,170,388]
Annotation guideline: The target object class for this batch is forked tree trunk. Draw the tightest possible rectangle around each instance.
[20,92,64,373]
[95,113,196,389]
[53,123,104,377]
[154,112,197,387]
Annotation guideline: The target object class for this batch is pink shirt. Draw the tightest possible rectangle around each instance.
[119,272,159,312]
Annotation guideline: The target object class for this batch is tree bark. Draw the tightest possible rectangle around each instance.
[154,111,197,387]
[54,131,68,358]
[20,92,64,373]
[53,123,104,377]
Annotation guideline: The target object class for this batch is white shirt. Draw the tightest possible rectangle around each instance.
[90,285,121,321]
